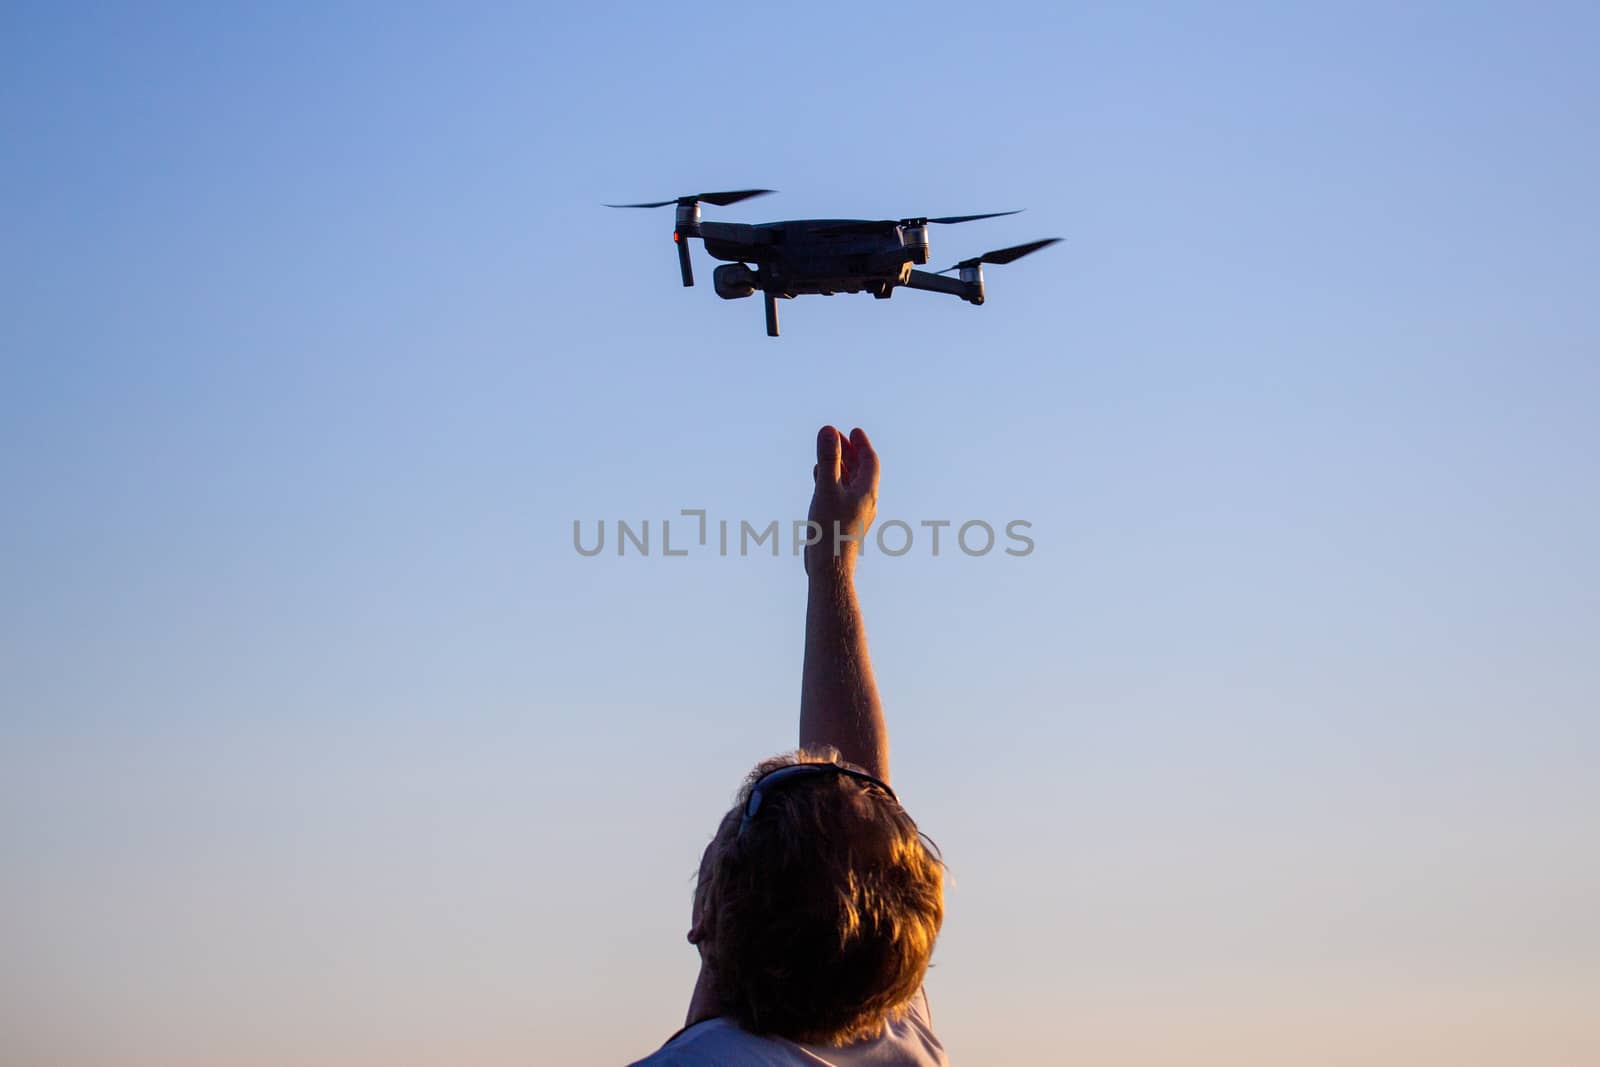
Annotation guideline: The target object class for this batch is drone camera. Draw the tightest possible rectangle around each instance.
[713,263,757,300]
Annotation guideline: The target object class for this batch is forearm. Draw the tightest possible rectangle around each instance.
[799,560,889,783]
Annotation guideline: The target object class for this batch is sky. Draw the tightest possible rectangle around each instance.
[2,2,1597,1065]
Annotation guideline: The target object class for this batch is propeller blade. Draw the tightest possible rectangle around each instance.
[936,237,1062,273]
[604,189,775,209]
[817,210,1022,237]
[981,236,1062,264]
[925,210,1023,225]
[696,188,775,206]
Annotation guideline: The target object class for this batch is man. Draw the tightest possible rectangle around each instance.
[628,426,951,1066]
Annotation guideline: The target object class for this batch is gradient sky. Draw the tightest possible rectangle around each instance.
[3,3,1597,1065]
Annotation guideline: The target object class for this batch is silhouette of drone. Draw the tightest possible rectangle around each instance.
[607,189,1060,336]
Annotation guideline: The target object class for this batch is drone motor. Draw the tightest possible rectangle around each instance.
[960,265,985,305]
[899,224,930,265]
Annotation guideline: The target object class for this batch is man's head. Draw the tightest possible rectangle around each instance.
[688,748,945,1045]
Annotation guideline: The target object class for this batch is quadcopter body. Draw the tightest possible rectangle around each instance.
[608,189,1059,336]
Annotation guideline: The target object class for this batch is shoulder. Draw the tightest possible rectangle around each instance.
[887,986,948,1063]
[628,991,949,1067]
[625,1018,798,1067]
[793,988,950,1066]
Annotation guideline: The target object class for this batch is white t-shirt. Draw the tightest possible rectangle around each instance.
[627,988,948,1066]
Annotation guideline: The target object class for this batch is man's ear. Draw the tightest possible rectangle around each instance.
[688,909,713,946]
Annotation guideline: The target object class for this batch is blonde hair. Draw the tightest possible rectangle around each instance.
[694,748,945,1045]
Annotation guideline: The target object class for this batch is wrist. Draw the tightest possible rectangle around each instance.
[804,515,870,576]
[806,544,858,584]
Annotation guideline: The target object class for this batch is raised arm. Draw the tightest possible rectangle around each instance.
[800,425,889,783]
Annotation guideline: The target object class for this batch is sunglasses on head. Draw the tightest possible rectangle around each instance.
[739,762,901,834]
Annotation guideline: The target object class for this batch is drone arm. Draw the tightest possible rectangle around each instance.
[904,269,981,304]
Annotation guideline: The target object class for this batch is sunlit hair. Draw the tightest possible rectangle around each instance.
[694,747,945,1045]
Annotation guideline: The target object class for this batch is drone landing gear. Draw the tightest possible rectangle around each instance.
[675,230,695,287]
[764,288,780,337]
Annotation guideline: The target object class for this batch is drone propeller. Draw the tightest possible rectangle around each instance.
[935,237,1062,274]
[921,210,1023,225]
[605,189,775,286]
[604,189,775,209]
[817,210,1021,237]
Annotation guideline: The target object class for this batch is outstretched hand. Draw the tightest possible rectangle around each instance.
[808,425,879,576]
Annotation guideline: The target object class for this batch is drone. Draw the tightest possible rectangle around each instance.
[606,189,1060,336]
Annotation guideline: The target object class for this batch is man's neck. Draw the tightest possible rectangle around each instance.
[684,960,721,1028]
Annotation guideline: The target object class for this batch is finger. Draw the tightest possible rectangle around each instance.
[848,427,879,492]
[815,425,842,486]
[837,430,856,480]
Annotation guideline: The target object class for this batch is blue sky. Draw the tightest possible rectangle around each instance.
[3,3,1598,1064]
